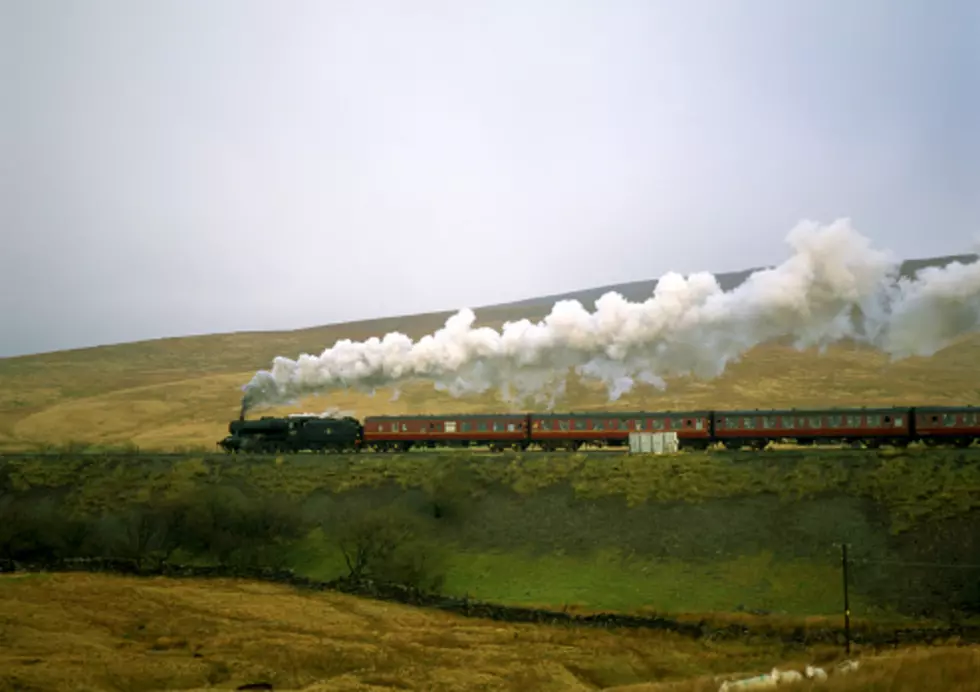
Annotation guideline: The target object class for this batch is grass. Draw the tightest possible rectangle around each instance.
[435,549,860,616]
[0,571,976,692]
[286,535,860,615]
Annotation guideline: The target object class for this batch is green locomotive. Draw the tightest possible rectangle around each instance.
[218,413,363,454]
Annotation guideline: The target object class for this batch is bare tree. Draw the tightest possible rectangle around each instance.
[331,507,447,594]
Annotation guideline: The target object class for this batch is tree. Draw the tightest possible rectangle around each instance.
[331,507,447,594]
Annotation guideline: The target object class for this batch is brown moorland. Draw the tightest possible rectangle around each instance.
[1,572,977,692]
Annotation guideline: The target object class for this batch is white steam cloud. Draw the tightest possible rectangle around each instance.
[241,219,980,412]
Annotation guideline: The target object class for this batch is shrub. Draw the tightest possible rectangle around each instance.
[329,506,447,594]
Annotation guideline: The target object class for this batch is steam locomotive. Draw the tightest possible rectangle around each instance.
[217,405,980,454]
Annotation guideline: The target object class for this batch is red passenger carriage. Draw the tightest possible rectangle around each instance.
[713,407,913,449]
[529,410,713,450]
[362,413,530,452]
[913,406,980,447]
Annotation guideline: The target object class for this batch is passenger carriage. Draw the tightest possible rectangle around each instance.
[362,413,530,451]
[913,405,980,447]
[713,407,913,449]
[529,410,713,450]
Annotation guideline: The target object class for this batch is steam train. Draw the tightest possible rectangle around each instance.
[217,405,980,454]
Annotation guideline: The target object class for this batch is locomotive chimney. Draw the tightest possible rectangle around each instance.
[239,396,247,421]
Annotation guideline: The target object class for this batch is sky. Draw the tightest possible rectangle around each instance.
[2,0,979,358]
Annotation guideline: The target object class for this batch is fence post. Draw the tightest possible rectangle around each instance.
[841,542,851,655]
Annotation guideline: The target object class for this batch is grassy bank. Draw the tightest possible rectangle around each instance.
[4,447,979,529]
[2,449,978,620]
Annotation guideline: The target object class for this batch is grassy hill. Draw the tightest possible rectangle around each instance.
[0,253,978,452]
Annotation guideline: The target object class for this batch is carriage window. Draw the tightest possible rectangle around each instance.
[694,419,704,430]
[477,421,488,432]
[492,421,503,432]
[559,420,570,432]
[460,422,470,432]
[847,415,861,427]
[763,416,777,429]
[671,417,684,429]
[635,420,644,431]
[943,414,958,427]
[574,420,586,431]
[507,423,516,432]
[781,416,795,429]
[742,418,755,429]
[894,416,903,427]
[809,417,822,427]
[401,424,408,431]
[725,417,737,428]
[593,420,604,431]
[867,415,880,426]
[652,419,664,430]
[829,415,843,427]
[966,413,978,425]
[619,419,629,430]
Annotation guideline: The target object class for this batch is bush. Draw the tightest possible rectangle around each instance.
[0,495,99,562]
[329,506,447,594]
[171,486,310,568]
[95,500,189,568]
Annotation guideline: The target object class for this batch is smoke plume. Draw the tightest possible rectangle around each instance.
[241,219,980,413]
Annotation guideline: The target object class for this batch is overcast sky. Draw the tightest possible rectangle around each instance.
[3,0,979,358]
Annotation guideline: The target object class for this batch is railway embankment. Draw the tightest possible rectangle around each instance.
[2,447,978,619]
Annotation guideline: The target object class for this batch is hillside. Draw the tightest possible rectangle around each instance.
[3,573,977,692]
[0,253,978,451]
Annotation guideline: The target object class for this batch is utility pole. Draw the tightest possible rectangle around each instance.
[841,543,851,655]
